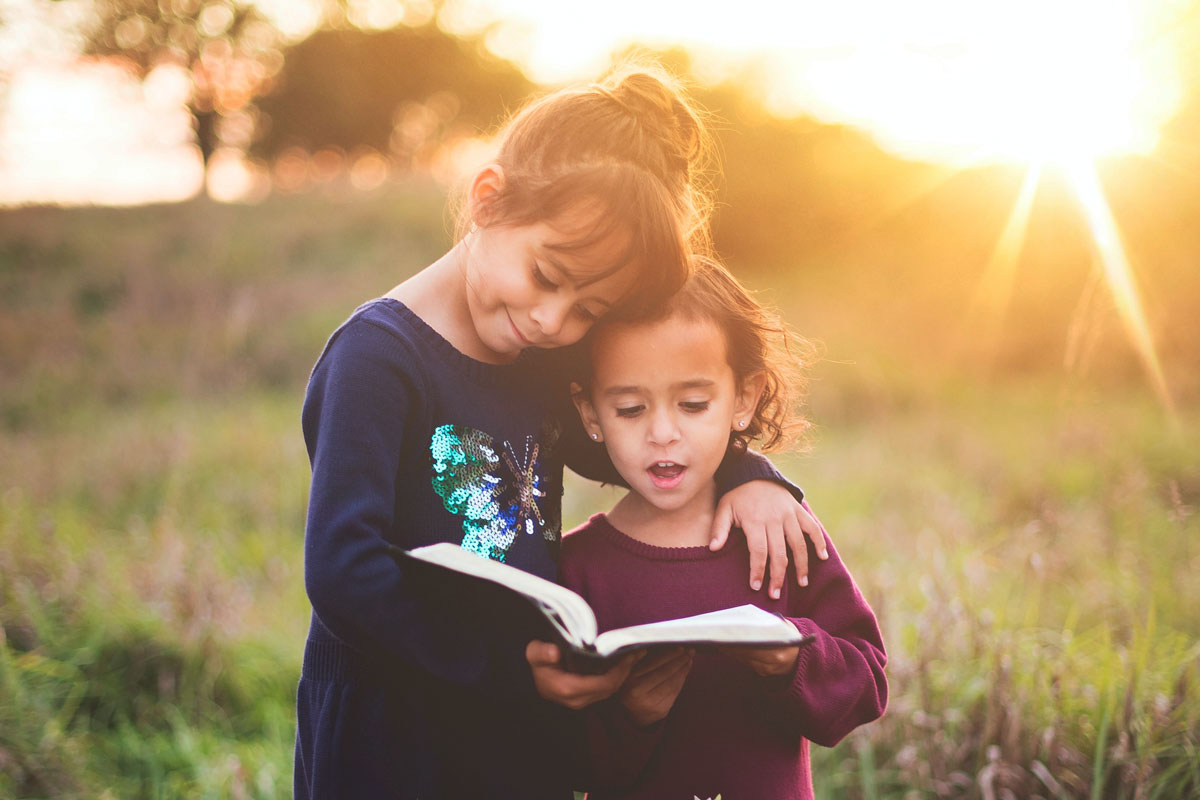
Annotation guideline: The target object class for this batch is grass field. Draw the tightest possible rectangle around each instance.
[1,185,1197,798]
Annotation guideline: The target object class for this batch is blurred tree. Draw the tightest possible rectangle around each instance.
[249,23,533,168]
[78,0,283,168]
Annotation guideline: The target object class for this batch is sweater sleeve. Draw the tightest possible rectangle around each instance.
[302,319,522,693]
[758,503,888,747]
[713,447,805,504]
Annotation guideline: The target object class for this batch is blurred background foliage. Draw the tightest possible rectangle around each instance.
[80,0,282,166]
[2,1,1200,797]
[250,24,533,163]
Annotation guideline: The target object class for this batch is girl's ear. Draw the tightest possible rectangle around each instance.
[732,372,767,432]
[467,164,505,228]
[569,381,603,443]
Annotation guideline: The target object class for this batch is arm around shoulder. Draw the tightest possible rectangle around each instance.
[714,447,804,503]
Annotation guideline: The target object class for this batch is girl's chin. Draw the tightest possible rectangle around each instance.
[638,486,703,512]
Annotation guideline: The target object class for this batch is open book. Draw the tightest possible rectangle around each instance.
[390,542,813,673]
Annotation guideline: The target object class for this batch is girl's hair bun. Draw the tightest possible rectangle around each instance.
[598,66,707,185]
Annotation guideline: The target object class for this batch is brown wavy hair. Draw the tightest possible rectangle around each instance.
[458,61,715,318]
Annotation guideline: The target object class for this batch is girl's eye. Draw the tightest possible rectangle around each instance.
[614,405,644,418]
[532,265,557,289]
[574,304,598,322]
[680,401,710,413]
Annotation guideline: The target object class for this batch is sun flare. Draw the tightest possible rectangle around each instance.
[1062,159,1177,417]
[855,1,1191,415]
[759,0,1185,168]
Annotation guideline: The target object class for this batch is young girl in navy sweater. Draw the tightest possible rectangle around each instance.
[294,66,828,799]
[563,259,888,799]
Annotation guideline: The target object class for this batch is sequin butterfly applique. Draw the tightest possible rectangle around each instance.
[429,423,560,562]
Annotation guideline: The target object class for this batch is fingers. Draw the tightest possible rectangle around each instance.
[527,641,623,710]
[709,498,734,551]
[525,640,561,668]
[745,645,801,677]
[797,504,828,560]
[783,512,810,588]
[621,649,693,724]
[716,643,800,676]
[628,647,691,682]
[544,657,637,710]
[628,647,683,678]
[609,651,643,686]
[577,653,641,694]
[766,520,788,600]
[743,521,767,592]
[641,650,693,692]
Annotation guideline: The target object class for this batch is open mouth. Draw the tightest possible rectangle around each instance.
[647,461,686,489]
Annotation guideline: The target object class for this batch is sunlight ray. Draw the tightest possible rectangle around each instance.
[961,164,1042,356]
[1063,160,1177,420]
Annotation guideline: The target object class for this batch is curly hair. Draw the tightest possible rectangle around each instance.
[580,256,818,452]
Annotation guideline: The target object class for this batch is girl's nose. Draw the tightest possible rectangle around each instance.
[530,299,570,339]
[648,408,681,446]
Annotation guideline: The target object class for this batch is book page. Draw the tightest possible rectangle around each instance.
[592,604,806,657]
[401,543,599,647]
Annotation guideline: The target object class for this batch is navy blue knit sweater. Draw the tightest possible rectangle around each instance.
[293,299,795,799]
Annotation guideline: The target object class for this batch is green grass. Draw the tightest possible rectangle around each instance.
[789,383,1200,798]
[2,188,1198,797]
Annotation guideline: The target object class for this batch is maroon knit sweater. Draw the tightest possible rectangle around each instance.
[559,505,887,800]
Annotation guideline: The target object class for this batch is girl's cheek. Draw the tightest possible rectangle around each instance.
[564,321,592,346]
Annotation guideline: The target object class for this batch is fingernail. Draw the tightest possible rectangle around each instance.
[799,575,809,587]
[751,580,762,591]
[821,550,829,559]
[770,587,780,599]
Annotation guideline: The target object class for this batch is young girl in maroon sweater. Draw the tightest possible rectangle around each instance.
[563,259,888,799]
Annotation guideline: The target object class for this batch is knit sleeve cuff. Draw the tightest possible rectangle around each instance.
[768,617,818,701]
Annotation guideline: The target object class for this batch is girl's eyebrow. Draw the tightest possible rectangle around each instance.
[603,384,644,396]
[602,378,716,396]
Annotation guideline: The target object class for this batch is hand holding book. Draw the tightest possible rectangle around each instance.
[618,646,694,726]
[524,640,642,710]
[390,542,813,674]
[718,639,804,677]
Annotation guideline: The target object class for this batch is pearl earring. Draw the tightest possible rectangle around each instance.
[590,432,599,440]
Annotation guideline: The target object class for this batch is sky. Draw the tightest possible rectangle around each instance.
[0,0,1194,205]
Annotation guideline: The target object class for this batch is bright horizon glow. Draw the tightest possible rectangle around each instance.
[0,0,1183,412]
[0,60,204,206]
[0,0,1191,204]
[441,0,1187,167]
